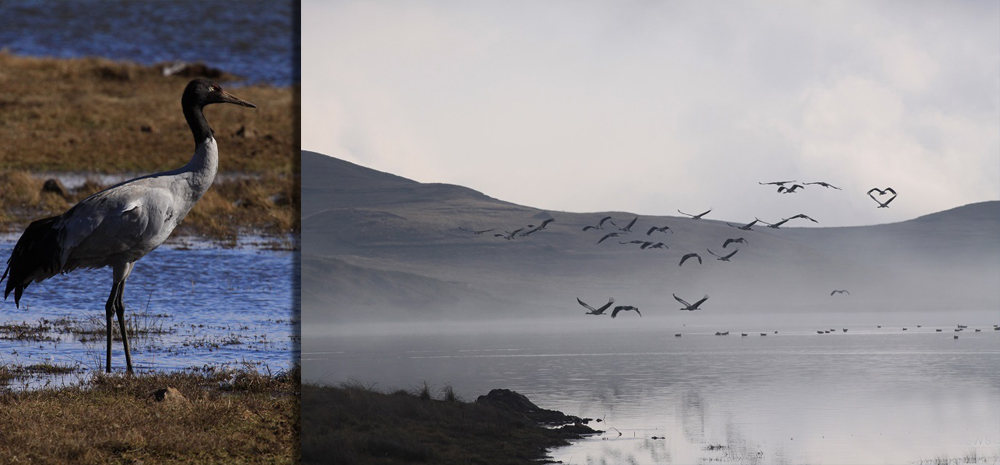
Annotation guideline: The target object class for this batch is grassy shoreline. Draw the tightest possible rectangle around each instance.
[0,53,299,242]
[0,366,299,463]
[301,382,598,465]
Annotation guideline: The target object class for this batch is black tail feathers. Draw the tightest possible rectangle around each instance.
[3,215,63,308]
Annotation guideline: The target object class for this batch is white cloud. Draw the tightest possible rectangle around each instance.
[303,0,999,226]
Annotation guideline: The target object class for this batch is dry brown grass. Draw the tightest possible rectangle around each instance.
[0,366,300,464]
[0,53,298,240]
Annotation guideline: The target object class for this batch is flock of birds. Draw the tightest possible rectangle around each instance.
[452,178,968,338]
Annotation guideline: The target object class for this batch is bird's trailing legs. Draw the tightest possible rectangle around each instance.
[105,262,134,374]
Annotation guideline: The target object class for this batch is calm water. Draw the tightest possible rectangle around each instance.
[0,0,297,86]
[0,240,298,384]
[305,314,1000,464]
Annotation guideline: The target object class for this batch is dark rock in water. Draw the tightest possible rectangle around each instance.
[42,179,68,198]
[476,389,594,431]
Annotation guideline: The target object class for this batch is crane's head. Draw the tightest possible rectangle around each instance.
[183,79,257,109]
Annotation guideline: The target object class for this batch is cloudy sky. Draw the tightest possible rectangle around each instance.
[302,1,999,227]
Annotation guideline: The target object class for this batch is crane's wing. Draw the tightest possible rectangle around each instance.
[691,295,709,308]
[698,209,712,217]
[598,233,614,244]
[625,217,638,229]
[723,239,734,248]
[596,298,615,312]
[540,218,554,228]
[724,249,739,259]
[883,195,896,205]
[611,306,622,318]
[576,298,597,312]
[583,225,596,231]
[673,293,692,307]
[598,216,612,227]
[646,227,657,236]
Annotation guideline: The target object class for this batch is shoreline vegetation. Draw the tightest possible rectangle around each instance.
[0,366,299,463]
[0,52,299,245]
[301,382,598,465]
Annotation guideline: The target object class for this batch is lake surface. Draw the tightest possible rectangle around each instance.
[305,314,1000,464]
[0,240,298,387]
[0,0,296,86]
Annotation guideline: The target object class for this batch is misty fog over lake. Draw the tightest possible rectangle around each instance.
[302,151,1000,464]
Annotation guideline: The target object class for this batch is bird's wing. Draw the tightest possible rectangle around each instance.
[598,234,613,244]
[478,228,496,233]
[885,187,896,194]
[707,249,719,257]
[459,227,472,232]
[541,218,554,227]
[634,308,641,317]
[884,195,896,205]
[723,239,734,248]
[625,217,638,229]
[696,255,702,264]
[596,298,615,312]
[598,216,612,227]
[583,225,596,231]
[678,209,690,216]
[699,209,711,217]
[577,298,597,312]
[692,295,709,308]
[679,255,690,266]
[673,293,691,307]
[830,290,836,296]
[646,227,656,235]
[746,219,758,227]
[611,306,621,318]
[867,188,880,196]
[56,184,172,268]
[724,249,738,259]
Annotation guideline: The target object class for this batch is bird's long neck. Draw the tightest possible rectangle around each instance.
[180,103,219,201]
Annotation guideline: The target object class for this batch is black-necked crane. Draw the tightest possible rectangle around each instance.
[707,248,738,261]
[494,228,523,240]
[759,180,796,186]
[678,208,712,219]
[722,238,747,248]
[786,214,818,223]
[577,297,615,316]
[867,188,897,208]
[459,227,496,235]
[804,181,841,190]
[582,216,613,231]
[597,232,622,244]
[611,305,641,318]
[611,217,638,233]
[727,219,758,231]
[757,217,790,229]
[519,218,554,237]
[1,79,255,374]
[679,253,702,266]
[646,226,672,235]
[777,184,804,194]
[674,294,708,311]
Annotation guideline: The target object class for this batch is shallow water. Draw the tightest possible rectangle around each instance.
[0,0,296,86]
[304,314,1000,465]
[0,240,298,387]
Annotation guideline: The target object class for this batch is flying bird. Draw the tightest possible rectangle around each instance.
[727,219,758,231]
[785,214,818,223]
[679,253,702,266]
[577,297,615,315]
[459,227,496,235]
[494,228,524,240]
[678,208,712,219]
[519,218,555,237]
[759,180,796,186]
[674,293,709,311]
[777,184,804,194]
[830,290,850,296]
[619,240,653,248]
[707,248,738,261]
[867,188,897,208]
[611,305,641,318]
[646,226,672,235]
[757,217,790,229]
[722,238,747,248]
[1,79,256,374]
[597,232,623,244]
[611,217,638,233]
[804,181,841,190]
[582,216,613,231]
[647,242,668,249]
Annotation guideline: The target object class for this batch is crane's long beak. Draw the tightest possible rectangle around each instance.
[219,91,257,109]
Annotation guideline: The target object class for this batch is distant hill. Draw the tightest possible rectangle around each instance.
[302,151,1000,324]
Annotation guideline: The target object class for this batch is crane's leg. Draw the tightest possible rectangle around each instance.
[104,279,123,374]
[114,262,135,374]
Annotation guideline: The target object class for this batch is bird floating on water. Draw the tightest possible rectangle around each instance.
[2,79,256,374]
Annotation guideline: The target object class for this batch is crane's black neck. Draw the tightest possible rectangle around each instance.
[183,103,214,144]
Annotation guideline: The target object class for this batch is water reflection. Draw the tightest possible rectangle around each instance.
[0,241,298,388]
[305,317,1000,464]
